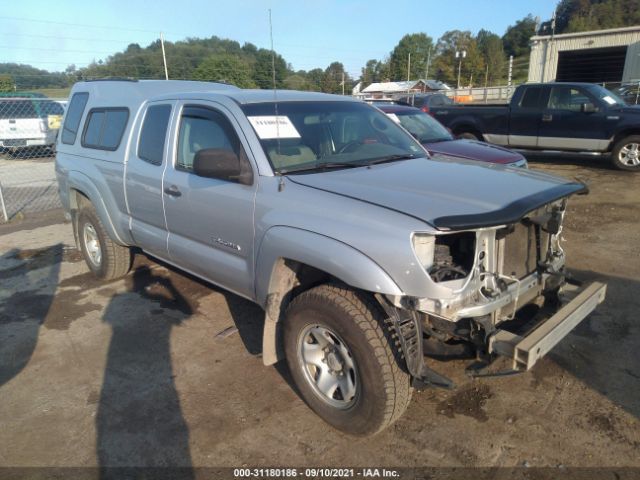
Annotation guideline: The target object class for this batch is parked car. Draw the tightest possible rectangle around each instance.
[56,80,606,436]
[429,82,640,171]
[612,82,640,105]
[0,95,64,154]
[395,92,454,113]
[377,104,527,167]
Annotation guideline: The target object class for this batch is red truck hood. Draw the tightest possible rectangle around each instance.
[424,139,522,165]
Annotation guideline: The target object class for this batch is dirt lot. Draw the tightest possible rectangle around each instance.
[0,156,639,475]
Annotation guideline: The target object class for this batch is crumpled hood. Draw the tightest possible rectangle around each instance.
[425,139,523,164]
[287,157,586,231]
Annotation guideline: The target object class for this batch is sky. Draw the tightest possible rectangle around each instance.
[3,0,559,77]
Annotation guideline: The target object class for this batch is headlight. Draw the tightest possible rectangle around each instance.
[411,233,435,270]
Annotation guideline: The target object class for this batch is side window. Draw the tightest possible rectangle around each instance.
[430,96,444,107]
[177,106,240,171]
[138,104,172,166]
[519,87,543,109]
[82,108,129,151]
[548,87,589,112]
[61,92,89,145]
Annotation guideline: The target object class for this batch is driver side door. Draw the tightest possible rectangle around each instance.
[162,101,257,300]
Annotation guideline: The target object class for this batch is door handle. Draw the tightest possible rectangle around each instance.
[164,185,182,197]
[542,113,553,122]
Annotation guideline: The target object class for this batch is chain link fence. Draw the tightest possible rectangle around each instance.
[0,96,66,222]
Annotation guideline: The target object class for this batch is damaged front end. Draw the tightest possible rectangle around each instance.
[380,198,606,388]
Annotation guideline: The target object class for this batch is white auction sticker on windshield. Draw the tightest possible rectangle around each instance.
[602,96,617,105]
[386,113,401,123]
[247,116,301,139]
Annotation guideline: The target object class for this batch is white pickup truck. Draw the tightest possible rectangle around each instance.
[0,97,64,155]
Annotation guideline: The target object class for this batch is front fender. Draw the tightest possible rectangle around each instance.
[66,170,132,246]
[255,226,403,307]
[255,226,404,365]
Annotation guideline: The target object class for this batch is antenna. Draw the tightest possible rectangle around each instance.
[269,9,281,157]
[160,32,168,80]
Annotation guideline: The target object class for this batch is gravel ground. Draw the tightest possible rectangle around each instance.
[0,156,638,478]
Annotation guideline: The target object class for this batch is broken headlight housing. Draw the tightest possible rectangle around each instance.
[411,233,435,271]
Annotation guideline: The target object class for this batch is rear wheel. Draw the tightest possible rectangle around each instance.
[611,135,640,171]
[78,204,132,280]
[283,284,412,436]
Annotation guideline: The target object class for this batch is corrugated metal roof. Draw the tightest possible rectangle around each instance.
[362,79,448,93]
[531,25,640,41]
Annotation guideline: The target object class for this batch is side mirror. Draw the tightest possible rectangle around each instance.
[581,102,597,113]
[193,148,253,185]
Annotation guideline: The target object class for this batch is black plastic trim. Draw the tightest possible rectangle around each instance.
[432,182,587,231]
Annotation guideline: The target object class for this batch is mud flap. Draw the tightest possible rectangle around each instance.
[375,294,454,390]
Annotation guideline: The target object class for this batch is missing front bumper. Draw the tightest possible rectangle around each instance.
[489,281,607,371]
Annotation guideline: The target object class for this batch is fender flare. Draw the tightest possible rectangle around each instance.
[67,170,129,246]
[255,226,403,365]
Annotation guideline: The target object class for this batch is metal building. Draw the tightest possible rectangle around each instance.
[528,25,640,84]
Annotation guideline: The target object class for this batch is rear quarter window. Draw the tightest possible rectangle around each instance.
[61,92,89,145]
[81,107,129,151]
[137,104,172,165]
[519,87,543,109]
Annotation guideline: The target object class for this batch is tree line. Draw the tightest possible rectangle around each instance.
[0,0,637,93]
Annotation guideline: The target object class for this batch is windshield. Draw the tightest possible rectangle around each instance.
[588,84,627,106]
[388,110,453,143]
[241,101,426,173]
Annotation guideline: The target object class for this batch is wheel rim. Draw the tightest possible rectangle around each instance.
[83,223,102,267]
[619,142,640,166]
[297,324,358,409]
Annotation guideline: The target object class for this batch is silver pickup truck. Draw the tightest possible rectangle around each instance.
[55,80,606,436]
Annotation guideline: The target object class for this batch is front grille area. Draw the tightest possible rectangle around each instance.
[501,222,550,279]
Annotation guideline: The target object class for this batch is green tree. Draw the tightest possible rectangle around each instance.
[433,30,485,87]
[476,29,505,85]
[553,0,640,33]
[305,68,324,91]
[283,74,311,91]
[321,62,350,94]
[0,74,14,92]
[252,49,288,89]
[192,54,256,88]
[360,59,391,87]
[388,33,434,81]
[502,15,537,57]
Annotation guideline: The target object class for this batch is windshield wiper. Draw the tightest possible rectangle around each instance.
[279,161,363,174]
[360,153,419,166]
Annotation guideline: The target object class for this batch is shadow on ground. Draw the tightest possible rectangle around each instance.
[97,266,195,479]
[550,269,640,420]
[0,245,62,387]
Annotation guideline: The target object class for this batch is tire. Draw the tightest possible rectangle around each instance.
[77,205,132,280]
[611,135,640,171]
[283,284,412,436]
[456,131,481,141]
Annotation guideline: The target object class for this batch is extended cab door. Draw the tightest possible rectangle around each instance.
[537,85,607,151]
[507,85,544,147]
[125,101,175,258]
[162,101,257,300]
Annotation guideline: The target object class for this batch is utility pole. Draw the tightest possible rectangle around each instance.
[455,50,466,89]
[425,46,432,79]
[341,71,345,95]
[160,32,168,80]
[507,55,513,96]
[407,52,411,82]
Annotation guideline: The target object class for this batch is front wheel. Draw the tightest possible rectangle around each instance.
[611,135,640,171]
[283,284,412,436]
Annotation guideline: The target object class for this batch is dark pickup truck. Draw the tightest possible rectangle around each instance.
[431,82,640,171]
